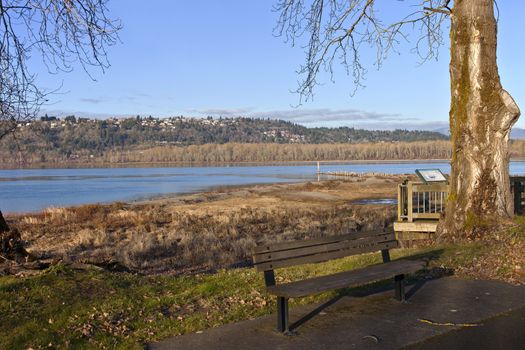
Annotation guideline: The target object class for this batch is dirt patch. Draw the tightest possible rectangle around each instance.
[273,191,343,202]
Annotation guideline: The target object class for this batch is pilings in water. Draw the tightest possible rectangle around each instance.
[319,171,391,178]
[315,162,390,178]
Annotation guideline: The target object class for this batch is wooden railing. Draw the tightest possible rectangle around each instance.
[512,176,525,215]
[398,176,525,223]
[397,180,449,223]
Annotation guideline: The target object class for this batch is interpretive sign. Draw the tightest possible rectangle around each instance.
[415,169,447,183]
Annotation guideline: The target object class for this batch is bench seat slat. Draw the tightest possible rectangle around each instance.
[266,259,425,298]
[252,231,394,255]
[254,240,399,272]
[253,234,395,264]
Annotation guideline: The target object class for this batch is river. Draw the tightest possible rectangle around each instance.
[1,161,524,214]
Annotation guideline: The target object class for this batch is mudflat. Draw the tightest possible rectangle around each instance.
[6,175,405,275]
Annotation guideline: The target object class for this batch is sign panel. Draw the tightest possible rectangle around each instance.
[415,169,448,183]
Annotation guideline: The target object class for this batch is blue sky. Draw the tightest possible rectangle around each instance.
[35,1,525,130]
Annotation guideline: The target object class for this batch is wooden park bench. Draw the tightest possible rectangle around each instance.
[252,230,426,333]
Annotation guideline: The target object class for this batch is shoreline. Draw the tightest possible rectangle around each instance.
[5,156,525,214]
[4,175,398,217]
[0,158,454,170]
[7,175,401,275]
[4,157,525,170]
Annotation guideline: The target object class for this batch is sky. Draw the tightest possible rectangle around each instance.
[34,0,525,131]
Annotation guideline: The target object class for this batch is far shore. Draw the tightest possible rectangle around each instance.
[0,158,456,170]
[5,157,525,170]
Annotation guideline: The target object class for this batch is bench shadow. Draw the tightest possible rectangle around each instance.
[289,294,346,331]
[289,248,451,332]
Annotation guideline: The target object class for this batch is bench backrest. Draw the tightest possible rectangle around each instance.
[252,230,398,272]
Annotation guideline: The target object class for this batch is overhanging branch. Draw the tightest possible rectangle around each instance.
[275,0,451,102]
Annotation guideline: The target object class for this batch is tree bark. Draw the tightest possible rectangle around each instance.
[438,0,521,240]
[1,211,29,262]
[0,211,10,233]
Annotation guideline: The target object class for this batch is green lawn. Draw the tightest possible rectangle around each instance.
[0,244,500,349]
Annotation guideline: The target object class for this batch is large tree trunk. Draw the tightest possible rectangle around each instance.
[438,0,521,240]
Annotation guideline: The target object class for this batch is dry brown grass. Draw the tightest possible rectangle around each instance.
[443,220,525,285]
[8,177,401,274]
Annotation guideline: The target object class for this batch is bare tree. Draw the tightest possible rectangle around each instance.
[0,0,121,139]
[275,0,520,240]
[1,0,120,264]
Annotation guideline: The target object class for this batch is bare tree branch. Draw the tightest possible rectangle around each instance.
[0,0,121,140]
[274,0,450,103]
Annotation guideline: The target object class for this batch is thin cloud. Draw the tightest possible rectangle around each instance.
[124,91,155,101]
[188,107,415,123]
[40,106,450,132]
[345,120,449,132]
[80,93,153,105]
[187,107,254,116]
[131,91,153,98]
[40,109,128,119]
[250,108,415,123]
[80,97,104,104]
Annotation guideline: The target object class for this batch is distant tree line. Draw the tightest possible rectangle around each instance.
[6,138,525,166]
[102,142,453,163]
[1,140,455,165]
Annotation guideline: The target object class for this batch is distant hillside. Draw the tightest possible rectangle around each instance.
[10,115,446,146]
[433,127,450,136]
[0,115,452,165]
[435,126,525,140]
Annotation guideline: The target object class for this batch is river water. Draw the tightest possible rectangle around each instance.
[1,161,524,214]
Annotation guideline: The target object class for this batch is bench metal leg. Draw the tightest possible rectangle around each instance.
[394,274,406,302]
[277,296,289,333]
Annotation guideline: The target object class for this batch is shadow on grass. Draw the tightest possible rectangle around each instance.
[288,248,453,333]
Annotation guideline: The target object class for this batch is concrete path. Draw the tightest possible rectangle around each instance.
[406,306,525,349]
[149,278,525,350]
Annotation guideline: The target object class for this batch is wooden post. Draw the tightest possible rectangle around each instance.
[513,179,523,215]
[397,184,403,221]
[407,182,413,223]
